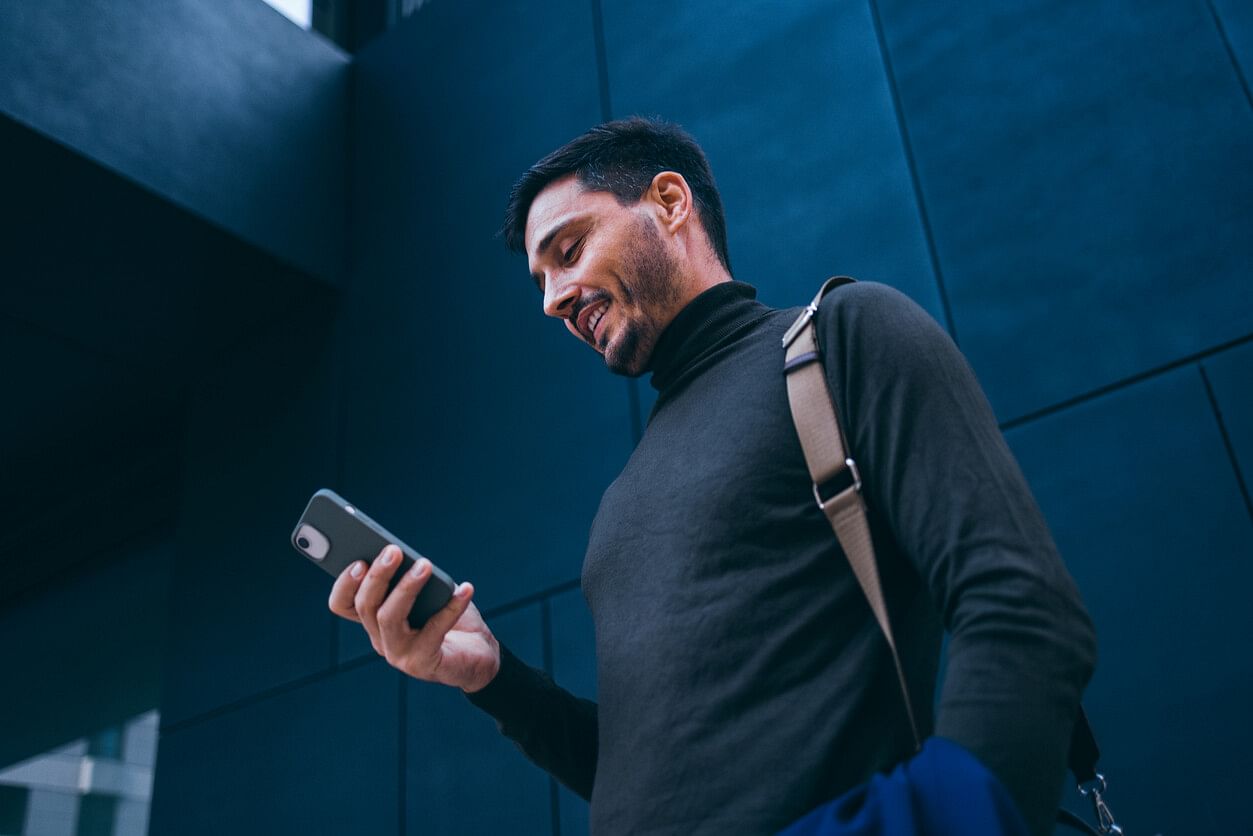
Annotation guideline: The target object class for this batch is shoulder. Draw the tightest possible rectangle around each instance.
[815,280,951,356]
[817,279,928,321]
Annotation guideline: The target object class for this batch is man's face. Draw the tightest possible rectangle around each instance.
[525,175,681,377]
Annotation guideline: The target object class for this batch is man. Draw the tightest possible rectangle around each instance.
[328,117,1097,836]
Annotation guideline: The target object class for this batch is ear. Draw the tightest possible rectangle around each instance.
[647,171,693,234]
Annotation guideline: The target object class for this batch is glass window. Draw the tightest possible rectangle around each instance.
[0,711,158,836]
[262,0,312,29]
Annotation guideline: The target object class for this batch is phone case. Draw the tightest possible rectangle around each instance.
[291,488,456,629]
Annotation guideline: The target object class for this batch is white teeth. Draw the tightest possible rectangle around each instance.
[588,302,608,338]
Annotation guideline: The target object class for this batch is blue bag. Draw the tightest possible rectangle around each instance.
[778,737,1030,836]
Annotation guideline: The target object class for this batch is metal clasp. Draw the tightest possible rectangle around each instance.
[1078,774,1124,835]
[782,302,819,349]
[813,458,862,510]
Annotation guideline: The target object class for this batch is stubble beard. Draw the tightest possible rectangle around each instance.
[602,218,682,377]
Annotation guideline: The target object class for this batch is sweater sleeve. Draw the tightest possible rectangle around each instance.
[817,282,1097,836]
[464,643,599,800]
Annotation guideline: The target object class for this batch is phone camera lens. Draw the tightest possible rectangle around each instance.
[297,536,311,550]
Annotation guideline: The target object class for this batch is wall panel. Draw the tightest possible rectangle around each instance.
[150,662,399,835]
[1007,367,1253,834]
[875,0,1253,420]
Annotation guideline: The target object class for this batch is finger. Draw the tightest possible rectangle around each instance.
[328,560,367,622]
[354,545,403,653]
[411,581,475,659]
[377,557,433,653]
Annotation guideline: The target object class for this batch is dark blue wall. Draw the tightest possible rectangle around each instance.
[0,536,170,771]
[874,0,1253,423]
[20,1,1242,834]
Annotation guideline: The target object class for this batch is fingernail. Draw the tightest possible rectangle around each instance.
[350,562,365,579]
[410,558,429,579]
[455,582,470,598]
[380,548,397,567]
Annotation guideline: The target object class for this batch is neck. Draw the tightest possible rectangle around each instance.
[646,280,763,392]
[663,255,734,332]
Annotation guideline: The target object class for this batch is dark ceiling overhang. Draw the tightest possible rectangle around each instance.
[0,114,338,609]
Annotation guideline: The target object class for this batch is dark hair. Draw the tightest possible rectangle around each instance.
[501,117,732,274]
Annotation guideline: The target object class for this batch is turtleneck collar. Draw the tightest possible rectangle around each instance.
[647,281,768,392]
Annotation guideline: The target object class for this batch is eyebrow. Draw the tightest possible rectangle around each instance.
[529,218,578,289]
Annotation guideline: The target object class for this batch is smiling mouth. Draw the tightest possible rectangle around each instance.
[578,299,610,346]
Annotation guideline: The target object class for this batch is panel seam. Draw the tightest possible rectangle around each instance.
[590,0,613,122]
[866,0,958,344]
[331,54,357,672]
[162,585,579,733]
[398,674,407,836]
[1205,0,1253,110]
[591,0,638,447]
[1198,363,1253,522]
[156,578,585,737]
[542,599,561,836]
[159,655,382,735]
[483,577,582,619]
[1000,331,1253,430]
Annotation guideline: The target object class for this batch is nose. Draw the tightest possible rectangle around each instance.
[542,274,580,320]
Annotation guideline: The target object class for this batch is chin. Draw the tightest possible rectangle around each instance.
[602,326,651,378]
[605,356,647,378]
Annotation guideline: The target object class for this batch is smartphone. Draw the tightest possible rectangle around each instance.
[291,488,456,629]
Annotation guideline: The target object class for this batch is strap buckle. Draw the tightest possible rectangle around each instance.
[813,458,862,510]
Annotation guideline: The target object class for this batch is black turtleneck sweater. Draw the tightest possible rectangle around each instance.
[468,281,1096,836]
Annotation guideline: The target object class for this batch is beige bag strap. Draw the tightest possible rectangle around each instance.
[783,282,1122,831]
[782,276,921,750]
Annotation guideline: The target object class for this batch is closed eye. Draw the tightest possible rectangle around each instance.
[563,236,585,265]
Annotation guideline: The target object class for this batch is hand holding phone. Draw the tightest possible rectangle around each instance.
[293,488,457,628]
[293,489,501,692]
